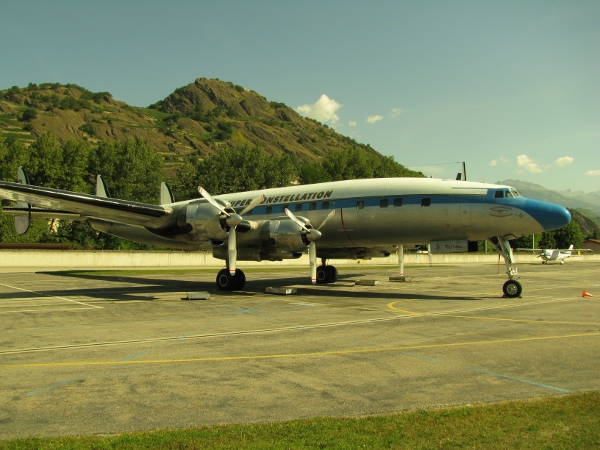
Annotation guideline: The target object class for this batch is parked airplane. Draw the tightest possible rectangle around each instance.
[0,168,571,298]
[517,244,593,264]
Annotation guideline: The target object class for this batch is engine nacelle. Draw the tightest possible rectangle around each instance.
[185,202,230,240]
[212,217,308,261]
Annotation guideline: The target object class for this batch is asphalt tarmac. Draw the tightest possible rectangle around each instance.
[0,261,599,438]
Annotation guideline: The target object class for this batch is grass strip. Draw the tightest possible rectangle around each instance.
[1,392,598,449]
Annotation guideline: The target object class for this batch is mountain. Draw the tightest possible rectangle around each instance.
[0,79,402,175]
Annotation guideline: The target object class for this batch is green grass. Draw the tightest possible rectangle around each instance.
[1,392,598,449]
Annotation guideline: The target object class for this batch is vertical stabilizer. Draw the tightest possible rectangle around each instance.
[96,174,111,198]
[161,182,175,205]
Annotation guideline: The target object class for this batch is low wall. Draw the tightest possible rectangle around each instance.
[0,249,597,271]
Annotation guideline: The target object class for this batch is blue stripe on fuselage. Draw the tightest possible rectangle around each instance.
[519,198,571,231]
[245,193,570,233]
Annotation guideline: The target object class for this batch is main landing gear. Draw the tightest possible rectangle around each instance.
[216,268,246,291]
[215,260,339,291]
[316,260,338,284]
[488,237,523,298]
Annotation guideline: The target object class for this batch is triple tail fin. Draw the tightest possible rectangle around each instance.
[96,174,111,198]
[160,182,175,205]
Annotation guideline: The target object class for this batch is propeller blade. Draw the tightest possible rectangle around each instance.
[239,194,265,216]
[309,241,317,284]
[318,210,336,230]
[284,208,310,233]
[228,228,237,275]
[198,187,230,217]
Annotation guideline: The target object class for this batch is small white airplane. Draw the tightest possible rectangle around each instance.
[0,167,571,298]
[517,244,593,264]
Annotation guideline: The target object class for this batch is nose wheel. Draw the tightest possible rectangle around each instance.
[502,279,522,298]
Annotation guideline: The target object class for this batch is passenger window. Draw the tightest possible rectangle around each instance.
[295,204,303,212]
[309,202,317,211]
[356,201,365,209]
[266,206,272,214]
[393,198,403,207]
[321,201,329,210]
[421,198,431,207]
[380,199,389,208]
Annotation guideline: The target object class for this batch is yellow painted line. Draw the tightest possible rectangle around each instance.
[385,302,419,314]
[2,331,599,369]
[442,315,600,326]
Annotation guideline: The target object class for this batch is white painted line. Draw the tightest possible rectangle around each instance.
[0,282,103,309]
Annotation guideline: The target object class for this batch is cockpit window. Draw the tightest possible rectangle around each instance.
[494,189,521,198]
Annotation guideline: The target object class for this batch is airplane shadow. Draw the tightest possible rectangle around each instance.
[0,270,489,303]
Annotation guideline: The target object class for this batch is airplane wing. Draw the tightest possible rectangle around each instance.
[0,181,172,229]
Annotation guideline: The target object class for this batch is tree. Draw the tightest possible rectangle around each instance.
[175,145,297,198]
[89,139,164,203]
[20,108,37,122]
[553,218,583,249]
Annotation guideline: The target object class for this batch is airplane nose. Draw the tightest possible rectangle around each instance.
[525,200,571,231]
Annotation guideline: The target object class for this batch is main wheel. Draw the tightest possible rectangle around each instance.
[316,265,338,284]
[216,269,246,291]
[502,279,522,298]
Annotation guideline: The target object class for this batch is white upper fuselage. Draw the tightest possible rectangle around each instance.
[168,177,570,250]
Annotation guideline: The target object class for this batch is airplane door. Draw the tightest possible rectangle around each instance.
[459,200,472,226]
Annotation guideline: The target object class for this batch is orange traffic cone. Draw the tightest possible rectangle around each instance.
[582,290,594,298]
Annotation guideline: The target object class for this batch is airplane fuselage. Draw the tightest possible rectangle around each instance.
[92,178,570,262]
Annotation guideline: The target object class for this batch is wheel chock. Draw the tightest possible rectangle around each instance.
[354,279,380,286]
[389,276,412,282]
[184,292,211,300]
[582,290,595,298]
[266,287,297,295]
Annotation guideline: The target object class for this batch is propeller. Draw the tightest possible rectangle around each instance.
[199,187,264,276]
[285,208,336,284]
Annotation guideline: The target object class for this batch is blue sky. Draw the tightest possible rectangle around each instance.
[2,1,599,192]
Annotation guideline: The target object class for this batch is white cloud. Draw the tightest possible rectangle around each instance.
[550,156,574,168]
[349,120,357,127]
[585,169,600,177]
[516,154,574,174]
[367,114,384,124]
[390,107,403,118]
[296,94,341,125]
[489,156,507,167]
[516,155,543,173]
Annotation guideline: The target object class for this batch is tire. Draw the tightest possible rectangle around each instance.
[316,266,328,284]
[316,265,338,284]
[216,269,245,291]
[502,279,522,298]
